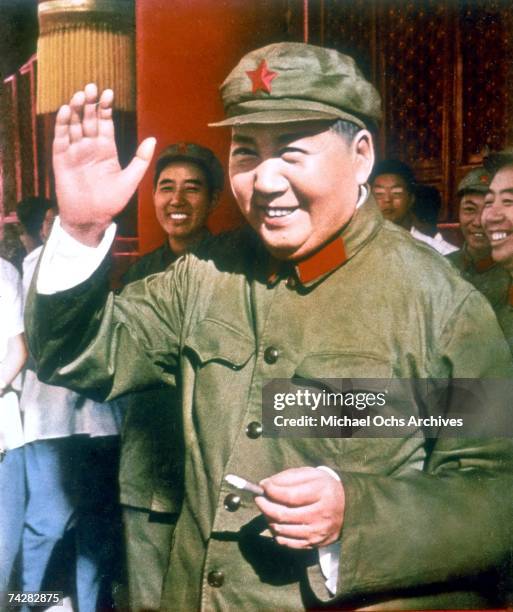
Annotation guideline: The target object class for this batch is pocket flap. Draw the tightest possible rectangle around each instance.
[184,318,255,369]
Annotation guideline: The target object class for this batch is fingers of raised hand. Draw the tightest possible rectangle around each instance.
[53,104,72,154]
[120,137,157,195]
[82,83,99,138]
[98,88,115,138]
[53,84,114,152]
[69,90,86,143]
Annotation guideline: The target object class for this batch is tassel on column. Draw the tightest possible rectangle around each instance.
[36,0,135,114]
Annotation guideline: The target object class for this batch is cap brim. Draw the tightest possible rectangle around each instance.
[209,109,366,129]
[456,186,489,196]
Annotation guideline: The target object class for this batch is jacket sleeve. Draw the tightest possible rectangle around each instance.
[308,289,513,601]
[25,253,188,402]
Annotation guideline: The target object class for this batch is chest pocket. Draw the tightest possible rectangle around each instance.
[183,318,255,370]
[295,351,393,380]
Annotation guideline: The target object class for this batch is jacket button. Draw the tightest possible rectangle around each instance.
[264,346,279,364]
[224,493,241,512]
[286,276,297,289]
[246,421,262,439]
[207,570,224,587]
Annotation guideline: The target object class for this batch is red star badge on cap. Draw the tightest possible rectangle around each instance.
[246,60,278,94]
[479,174,489,184]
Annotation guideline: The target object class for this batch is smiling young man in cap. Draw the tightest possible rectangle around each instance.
[482,151,513,354]
[117,143,223,610]
[447,166,510,308]
[26,43,513,610]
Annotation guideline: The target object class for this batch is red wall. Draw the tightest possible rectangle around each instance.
[135,0,296,253]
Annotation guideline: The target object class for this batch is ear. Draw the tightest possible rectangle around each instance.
[352,130,375,185]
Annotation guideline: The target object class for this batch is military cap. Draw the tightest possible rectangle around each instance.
[456,167,491,196]
[483,147,513,175]
[155,142,224,194]
[210,42,382,130]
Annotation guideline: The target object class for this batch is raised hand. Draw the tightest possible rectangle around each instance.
[53,83,156,246]
[255,467,345,549]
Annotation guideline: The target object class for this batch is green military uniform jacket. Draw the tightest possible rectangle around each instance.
[27,198,513,610]
[447,246,513,359]
[491,280,513,357]
[117,242,184,513]
[447,244,510,308]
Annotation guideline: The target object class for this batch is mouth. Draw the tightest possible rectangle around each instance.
[264,207,297,218]
[490,231,509,243]
[165,211,190,222]
[256,206,300,225]
[381,209,395,217]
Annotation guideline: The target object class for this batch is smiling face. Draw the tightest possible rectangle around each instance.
[228,121,373,261]
[458,192,489,260]
[482,165,513,272]
[371,174,414,226]
[153,161,214,244]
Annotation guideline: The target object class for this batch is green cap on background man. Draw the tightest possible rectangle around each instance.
[155,142,224,194]
[210,42,382,129]
[456,167,491,196]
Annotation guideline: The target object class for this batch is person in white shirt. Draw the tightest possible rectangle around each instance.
[0,257,27,593]
[16,196,122,612]
[370,159,457,255]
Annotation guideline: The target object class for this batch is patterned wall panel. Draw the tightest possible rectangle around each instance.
[459,1,512,161]
[319,0,375,82]
[377,0,451,169]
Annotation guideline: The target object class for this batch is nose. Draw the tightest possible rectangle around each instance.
[253,158,288,199]
[168,189,184,206]
[482,203,505,227]
[469,212,483,229]
[383,189,393,204]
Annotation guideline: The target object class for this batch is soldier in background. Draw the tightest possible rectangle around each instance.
[482,151,513,354]
[371,159,457,254]
[447,167,510,308]
[118,142,223,611]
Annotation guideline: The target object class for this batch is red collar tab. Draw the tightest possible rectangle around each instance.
[246,60,278,95]
[295,236,347,285]
[474,256,496,273]
[508,283,513,307]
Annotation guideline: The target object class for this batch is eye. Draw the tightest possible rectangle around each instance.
[280,146,305,161]
[232,146,257,157]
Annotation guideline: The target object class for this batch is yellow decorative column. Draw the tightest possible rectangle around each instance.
[37,0,135,114]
